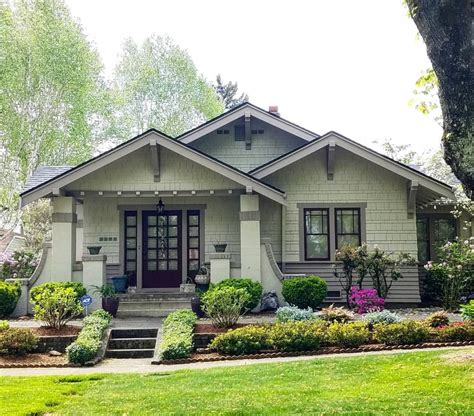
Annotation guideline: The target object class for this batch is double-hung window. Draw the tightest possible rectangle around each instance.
[304,208,330,260]
[335,208,361,249]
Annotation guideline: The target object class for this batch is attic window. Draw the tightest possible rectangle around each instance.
[251,130,265,135]
[234,125,245,141]
[217,129,229,135]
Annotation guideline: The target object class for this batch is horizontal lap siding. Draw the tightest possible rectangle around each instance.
[284,263,421,303]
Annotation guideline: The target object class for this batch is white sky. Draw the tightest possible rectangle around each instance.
[67,0,442,152]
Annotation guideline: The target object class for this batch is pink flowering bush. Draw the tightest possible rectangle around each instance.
[0,250,38,281]
[349,287,384,314]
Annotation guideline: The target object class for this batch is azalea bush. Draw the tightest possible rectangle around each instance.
[349,287,384,314]
[424,238,474,311]
[0,250,38,280]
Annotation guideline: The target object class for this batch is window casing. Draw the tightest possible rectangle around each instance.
[416,215,457,263]
[335,208,361,249]
[187,210,201,278]
[304,208,330,260]
[124,211,138,286]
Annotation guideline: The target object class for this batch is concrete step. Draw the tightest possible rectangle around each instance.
[118,300,191,310]
[118,292,194,301]
[108,337,156,350]
[111,328,158,339]
[116,309,187,318]
[106,348,155,359]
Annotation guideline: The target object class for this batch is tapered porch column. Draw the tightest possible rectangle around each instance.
[240,194,261,282]
[51,196,77,281]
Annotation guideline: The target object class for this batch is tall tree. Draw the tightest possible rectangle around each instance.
[407,1,472,198]
[214,74,249,110]
[0,0,107,227]
[109,36,224,139]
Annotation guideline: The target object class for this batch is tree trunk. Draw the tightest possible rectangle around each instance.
[408,0,473,198]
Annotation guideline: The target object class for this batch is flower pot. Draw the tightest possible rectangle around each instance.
[213,243,227,253]
[111,275,128,293]
[87,246,102,255]
[194,274,210,286]
[191,296,205,318]
[102,297,119,317]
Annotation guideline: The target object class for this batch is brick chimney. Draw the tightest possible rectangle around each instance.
[268,105,280,117]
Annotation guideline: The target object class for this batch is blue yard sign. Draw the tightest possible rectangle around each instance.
[80,294,93,315]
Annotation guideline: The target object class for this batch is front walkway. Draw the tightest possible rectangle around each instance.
[1,346,472,377]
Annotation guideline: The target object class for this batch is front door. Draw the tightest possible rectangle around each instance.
[142,210,182,288]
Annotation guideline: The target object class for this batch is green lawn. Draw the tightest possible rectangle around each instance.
[1,349,473,415]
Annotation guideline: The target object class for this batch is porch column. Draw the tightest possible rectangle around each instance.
[82,255,107,311]
[240,194,261,282]
[51,196,77,281]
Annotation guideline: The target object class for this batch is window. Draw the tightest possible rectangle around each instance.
[416,218,430,263]
[335,208,361,248]
[304,209,329,260]
[416,215,456,263]
[187,210,201,278]
[124,211,137,286]
[433,218,456,249]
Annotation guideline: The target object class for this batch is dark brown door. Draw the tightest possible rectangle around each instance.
[142,210,182,288]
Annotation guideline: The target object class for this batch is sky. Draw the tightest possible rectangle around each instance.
[67,0,442,153]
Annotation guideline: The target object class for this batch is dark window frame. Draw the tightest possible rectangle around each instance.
[335,208,362,249]
[417,214,457,263]
[124,210,138,285]
[303,208,330,261]
[187,210,201,278]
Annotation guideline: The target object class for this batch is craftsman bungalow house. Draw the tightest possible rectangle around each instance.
[19,103,464,314]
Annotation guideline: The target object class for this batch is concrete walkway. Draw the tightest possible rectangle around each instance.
[1,346,472,377]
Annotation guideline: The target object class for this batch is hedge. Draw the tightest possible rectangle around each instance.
[66,309,112,365]
[282,276,327,309]
[157,310,197,360]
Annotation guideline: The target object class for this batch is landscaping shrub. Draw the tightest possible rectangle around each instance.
[32,286,84,329]
[362,310,401,325]
[433,322,474,342]
[349,287,384,314]
[425,311,450,328]
[373,321,430,345]
[0,328,38,355]
[282,276,327,309]
[270,321,326,352]
[201,286,250,328]
[66,309,112,365]
[320,304,354,323]
[460,300,474,322]
[0,250,38,280]
[0,281,21,317]
[158,310,197,360]
[210,325,270,355]
[30,281,86,301]
[0,320,9,331]
[212,278,263,311]
[276,305,316,322]
[326,322,370,348]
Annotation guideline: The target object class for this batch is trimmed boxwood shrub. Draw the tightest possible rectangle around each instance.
[211,278,263,311]
[66,309,112,365]
[158,310,197,360]
[210,325,270,355]
[30,281,86,302]
[0,281,21,317]
[270,321,326,352]
[282,276,327,309]
[326,322,370,348]
[373,321,430,345]
[0,328,38,355]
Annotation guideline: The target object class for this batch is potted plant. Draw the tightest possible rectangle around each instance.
[213,240,227,253]
[87,246,102,255]
[194,264,210,289]
[111,274,128,293]
[191,289,205,318]
[92,283,119,317]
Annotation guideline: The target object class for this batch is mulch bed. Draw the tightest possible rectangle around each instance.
[31,325,81,336]
[194,323,247,334]
[0,353,77,368]
[155,340,474,365]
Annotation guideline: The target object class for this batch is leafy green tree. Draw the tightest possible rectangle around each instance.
[214,74,249,110]
[408,68,442,127]
[407,1,472,198]
[109,36,224,138]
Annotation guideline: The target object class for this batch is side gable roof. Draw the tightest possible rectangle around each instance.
[20,129,287,207]
[249,131,455,200]
[177,102,320,144]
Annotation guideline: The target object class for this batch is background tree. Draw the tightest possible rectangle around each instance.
[0,0,107,227]
[214,74,249,110]
[407,1,472,198]
[109,36,224,139]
